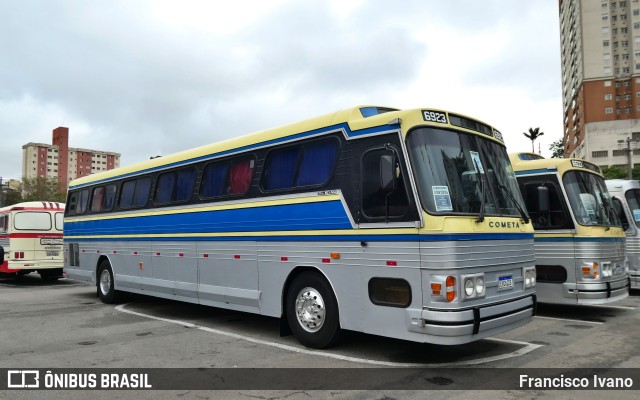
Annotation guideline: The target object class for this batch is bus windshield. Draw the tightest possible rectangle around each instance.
[625,188,640,228]
[407,127,525,218]
[563,171,620,227]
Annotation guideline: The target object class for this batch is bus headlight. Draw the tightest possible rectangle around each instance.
[601,262,612,277]
[460,273,485,301]
[464,278,475,296]
[475,276,485,295]
[523,266,536,289]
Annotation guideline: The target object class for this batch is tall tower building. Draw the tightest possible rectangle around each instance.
[560,0,640,169]
[22,127,120,191]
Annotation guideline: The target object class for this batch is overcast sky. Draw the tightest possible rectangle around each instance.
[0,0,562,181]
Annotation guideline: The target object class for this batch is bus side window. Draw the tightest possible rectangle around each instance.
[155,168,196,204]
[261,138,338,191]
[119,177,151,209]
[518,179,572,230]
[361,147,409,220]
[91,185,116,213]
[0,215,7,232]
[201,157,254,198]
[77,189,89,214]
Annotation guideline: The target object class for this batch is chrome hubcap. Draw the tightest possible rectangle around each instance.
[295,287,325,332]
[99,269,111,295]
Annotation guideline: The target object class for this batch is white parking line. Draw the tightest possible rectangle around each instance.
[535,316,604,325]
[115,303,541,367]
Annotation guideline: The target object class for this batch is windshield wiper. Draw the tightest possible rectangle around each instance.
[474,159,486,223]
[500,185,530,224]
[598,192,614,230]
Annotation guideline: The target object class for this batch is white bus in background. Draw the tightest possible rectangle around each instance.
[0,201,65,282]
[606,179,640,288]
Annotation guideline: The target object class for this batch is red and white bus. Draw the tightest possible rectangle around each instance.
[0,201,65,281]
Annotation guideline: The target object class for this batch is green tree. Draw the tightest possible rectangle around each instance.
[549,138,565,158]
[601,166,628,179]
[523,127,544,153]
[20,177,66,203]
[1,188,22,207]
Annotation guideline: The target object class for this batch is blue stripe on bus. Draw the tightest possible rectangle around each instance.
[535,237,625,243]
[69,122,401,189]
[63,201,353,236]
[64,233,534,242]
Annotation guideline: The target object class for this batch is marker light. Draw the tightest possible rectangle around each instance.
[445,276,456,302]
[431,283,442,296]
[581,262,600,279]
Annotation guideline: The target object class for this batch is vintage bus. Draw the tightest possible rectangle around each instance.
[605,179,640,288]
[64,106,536,348]
[510,153,629,304]
[0,201,65,281]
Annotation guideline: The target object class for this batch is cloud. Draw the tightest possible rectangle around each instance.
[0,0,562,180]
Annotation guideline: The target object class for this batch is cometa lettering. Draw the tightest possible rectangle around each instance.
[488,221,520,229]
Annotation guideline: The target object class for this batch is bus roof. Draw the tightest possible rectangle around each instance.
[605,179,640,191]
[69,105,503,190]
[509,153,604,177]
[0,201,65,213]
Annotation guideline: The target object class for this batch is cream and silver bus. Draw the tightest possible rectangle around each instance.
[605,179,640,288]
[510,153,629,304]
[0,201,65,281]
[64,106,536,348]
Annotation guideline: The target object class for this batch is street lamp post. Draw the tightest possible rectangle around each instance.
[618,137,639,179]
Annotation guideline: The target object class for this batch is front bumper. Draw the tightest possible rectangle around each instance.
[405,294,535,345]
[565,276,630,304]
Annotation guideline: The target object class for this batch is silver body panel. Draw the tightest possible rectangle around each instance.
[65,236,535,345]
[534,236,629,304]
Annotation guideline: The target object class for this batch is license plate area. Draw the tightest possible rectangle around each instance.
[498,275,514,291]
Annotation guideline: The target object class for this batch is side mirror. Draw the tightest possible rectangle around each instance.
[538,185,550,214]
[380,154,396,193]
[0,246,4,265]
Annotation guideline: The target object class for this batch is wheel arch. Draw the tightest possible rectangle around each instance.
[280,265,341,322]
[95,255,114,287]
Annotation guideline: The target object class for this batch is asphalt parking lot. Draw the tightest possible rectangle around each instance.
[0,275,639,399]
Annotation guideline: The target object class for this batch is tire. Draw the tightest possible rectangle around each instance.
[285,271,341,349]
[97,260,120,304]
[40,273,59,282]
[40,269,62,282]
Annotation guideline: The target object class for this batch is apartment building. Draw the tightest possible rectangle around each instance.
[560,0,640,169]
[22,127,120,190]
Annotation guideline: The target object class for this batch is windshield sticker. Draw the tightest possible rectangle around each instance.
[634,209,640,222]
[470,151,485,174]
[433,186,453,212]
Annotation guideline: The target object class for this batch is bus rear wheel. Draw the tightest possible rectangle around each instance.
[285,272,341,349]
[97,260,120,304]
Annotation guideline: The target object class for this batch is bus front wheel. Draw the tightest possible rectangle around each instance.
[97,260,120,304]
[285,272,341,349]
